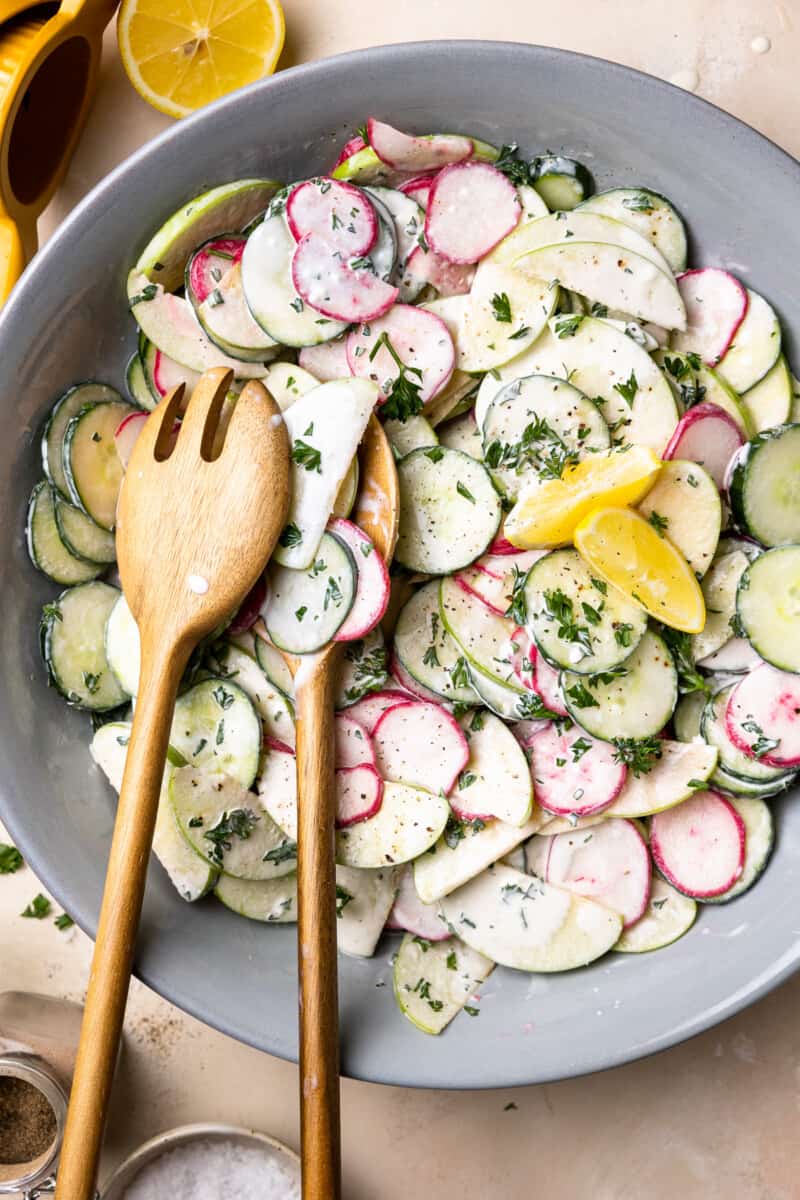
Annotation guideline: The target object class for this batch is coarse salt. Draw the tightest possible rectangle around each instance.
[121,1138,300,1200]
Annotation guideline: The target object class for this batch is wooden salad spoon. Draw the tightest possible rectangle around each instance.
[56,368,290,1200]
[290,415,399,1200]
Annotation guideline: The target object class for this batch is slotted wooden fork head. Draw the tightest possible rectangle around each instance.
[116,367,290,648]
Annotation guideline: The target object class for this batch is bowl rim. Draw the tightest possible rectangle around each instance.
[3,39,800,1090]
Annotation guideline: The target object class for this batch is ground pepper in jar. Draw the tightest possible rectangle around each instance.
[0,1074,56,1164]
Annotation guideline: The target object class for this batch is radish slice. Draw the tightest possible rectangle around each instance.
[509,625,537,692]
[425,162,521,265]
[372,701,469,795]
[114,411,148,469]
[188,236,245,303]
[291,232,399,323]
[488,533,519,556]
[367,119,472,172]
[335,712,376,768]
[390,654,451,704]
[529,724,627,816]
[152,349,201,399]
[387,864,450,940]
[286,178,378,257]
[332,134,367,170]
[725,664,800,768]
[671,268,749,365]
[336,763,384,828]
[453,569,504,615]
[532,655,569,718]
[257,739,298,838]
[545,818,651,927]
[454,551,545,618]
[264,733,294,756]
[662,401,745,490]
[511,718,550,747]
[342,689,412,735]
[298,337,352,382]
[346,304,455,403]
[650,790,746,898]
[228,574,268,636]
[329,517,390,641]
[398,173,438,208]
[401,244,476,298]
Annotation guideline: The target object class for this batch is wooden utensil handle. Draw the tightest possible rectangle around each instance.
[295,650,342,1200]
[56,641,189,1200]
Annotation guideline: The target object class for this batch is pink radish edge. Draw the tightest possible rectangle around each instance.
[673,268,749,365]
[389,654,448,704]
[453,571,506,616]
[367,118,472,171]
[332,134,367,170]
[114,411,148,469]
[649,790,746,899]
[509,625,537,692]
[286,178,378,257]
[329,517,391,641]
[228,574,268,636]
[662,401,745,491]
[724,668,800,768]
[343,687,414,735]
[188,236,245,303]
[528,724,627,817]
[335,763,384,828]
[263,733,295,756]
[425,161,522,265]
[372,699,470,795]
[386,867,451,941]
[291,232,398,323]
[334,711,376,769]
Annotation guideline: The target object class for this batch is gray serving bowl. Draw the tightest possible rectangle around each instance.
[1,42,799,1089]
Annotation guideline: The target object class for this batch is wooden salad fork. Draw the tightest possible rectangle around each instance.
[56,367,290,1200]
[292,415,398,1200]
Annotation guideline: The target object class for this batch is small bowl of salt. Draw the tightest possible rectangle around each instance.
[100,1123,300,1200]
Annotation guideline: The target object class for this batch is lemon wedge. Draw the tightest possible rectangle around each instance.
[574,505,706,633]
[117,0,285,119]
[504,446,661,548]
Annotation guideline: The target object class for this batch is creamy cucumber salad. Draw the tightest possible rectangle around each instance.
[26,118,800,1036]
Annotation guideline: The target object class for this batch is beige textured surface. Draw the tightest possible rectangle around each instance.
[4,5,800,1197]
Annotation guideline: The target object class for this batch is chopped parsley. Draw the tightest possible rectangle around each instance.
[212,684,234,710]
[82,671,101,696]
[0,843,23,874]
[446,950,458,970]
[491,292,513,323]
[444,813,486,849]
[614,622,636,648]
[343,641,389,703]
[622,192,655,213]
[54,913,74,931]
[493,142,530,186]
[647,510,670,537]
[554,314,584,339]
[323,576,343,610]
[291,438,322,473]
[659,626,710,696]
[129,283,157,307]
[570,737,593,762]
[456,480,476,504]
[424,446,445,463]
[739,718,780,759]
[542,589,593,656]
[203,808,259,865]
[613,370,639,409]
[612,736,663,776]
[504,564,529,626]
[263,839,298,865]
[335,884,354,917]
[449,656,471,691]
[21,893,51,919]
[278,522,303,548]
[565,681,599,709]
[369,330,425,423]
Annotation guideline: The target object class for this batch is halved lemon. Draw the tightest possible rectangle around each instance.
[504,446,661,548]
[574,505,706,633]
[117,0,285,119]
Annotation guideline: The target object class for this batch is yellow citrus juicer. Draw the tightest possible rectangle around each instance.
[0,0,118,306]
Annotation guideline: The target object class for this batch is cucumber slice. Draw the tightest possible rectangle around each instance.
[530,156,592,211]
[41,581,128,710]
[698,636,761,674]
[215,873,297,922]
[253,633,296,699]
[171,766,296,880]
[562,628,678,739]
[395,447,501,573]
[614,877,696,953]
[257,739,297,838]
[262,362,319,410]
[728,424,800,547]
[170,768,296,883]
[578,187,687,272]
[105,594,140,696]
[41,382,122,499]
[394,581,477,704]
[63,399,135,530]
[482,374,609,500]
[440,863,622,972]
[393,933,494,1035]
[712,762,795,799]
[476,317,679,455]
[171,678,261,788]
[91,722,217,902]
[451,711,533,826]
[335,864,400,957]
[191,259,279,363]
[240,212,348,348]
[140,338,201,404]
[425,371,480,428]
[209,640,295,747]
[717,289,781,394]
[439,574,522,692]
[741,355,792,433]
[54,492,116,565]
[637,460,721,579]
[672,690,706,742]
[525,548,647,674]
[27,482,103,585]
[336,781,449,868]
[690,551,749,662]
[364,186,426,302]
[134,177,280,291]
[383,414,437,457]
[413,810,547,904]
[700,687,791,786]
[274,378,377,570]
[736,546,800,672]
[438,410,483,459]
[334,629,388,707]
[264,530,357,654]
[605,740,718,817]
[126,354,155,411]
[704,796,774,904]
[332,457,359,520]
[467,668,529,719]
